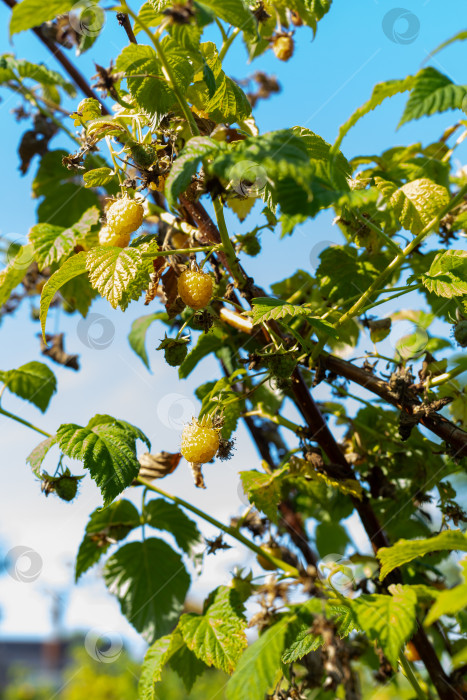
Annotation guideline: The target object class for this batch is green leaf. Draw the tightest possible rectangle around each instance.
[239,469,287,523]
[144,498,202,557]
[197,0,256,34]
[178,328,226,379]
[197,373,245,440]
[179,586,247,674]
[85,246,141,309]
[28,224,76,269]
[168,22,203,56]
[248,297,340,337]
[203,74,252,124]
[119,238,161,311]
[0,56,75,95]
[29,207,100,269]
[326,604,356,638]
[116,44,176,122]
[37,181,98,229]
[165,137,221,209]
[161,35,194,92]
[128,313,167,369]
[0,361,57,412]
[375,177,450,235]
[75,499,141,581]
[0,244,34,307]
[40,251,88,340]
[291,126,351,188]
[83,167,114,188]
[421,250,467,298]
[168,641,207,691]
[139,633,184,700]
[399,67,467,127]
[281,625,324,663]
[226,617,294,700]
[26,436,57,475]
[309,0,332,21]
[351,585,417,668]
[425,560,467,626]
[104,538,190,643]
[10,0,74,35]
[377,529,467,580]
[315,521,350,557]
[56,415,147,505]
[333,76,415,151]
[209,130,313,202]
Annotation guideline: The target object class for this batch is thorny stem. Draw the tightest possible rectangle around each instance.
[319,283,421,321]
[212,197,246,288]
[197,204,457,699]
[353,209,402,254]
[335,183,467,330]
[141,244,223,258]
[244,408,306,436]
[121,2,200,137]
[320,283,421,321]
[136,477,300,577]
[356,284,422,316]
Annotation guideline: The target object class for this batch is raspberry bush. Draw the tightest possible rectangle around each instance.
[1,2,467,699]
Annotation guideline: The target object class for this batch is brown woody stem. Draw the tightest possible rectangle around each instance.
[2,0,109,113]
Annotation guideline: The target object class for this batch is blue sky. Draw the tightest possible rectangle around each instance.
[0,0,466,657]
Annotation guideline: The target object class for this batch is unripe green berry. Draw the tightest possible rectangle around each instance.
[267,353,297,379]
[55,476,79,502]
[157,336,190,367]
[453,320,467,348]
[164,343,188,367]
[130,143,157,169]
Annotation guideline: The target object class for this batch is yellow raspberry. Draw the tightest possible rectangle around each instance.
[273,35,294,61]
[256,544,283,571]
[106,197,144,236]
[98,225,130,248]
[178,268,213,310]
[181,417,220,464]
[172,232,190,249]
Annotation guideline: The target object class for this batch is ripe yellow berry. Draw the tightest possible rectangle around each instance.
[172,232,190,249]
[256,544,283,571]
[404,642,421,662]
[98,225,130,248]
[273,35,294,61]
[181,417,220,464]
[178,269,213,310]
[106,197,144,236]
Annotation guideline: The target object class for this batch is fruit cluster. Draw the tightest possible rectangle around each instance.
[99,196,145,248]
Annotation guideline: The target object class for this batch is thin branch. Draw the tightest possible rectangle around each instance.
[322,353,467,458]
[178,198,455,699]
[116,12,138,44]
[2,0,110,114]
